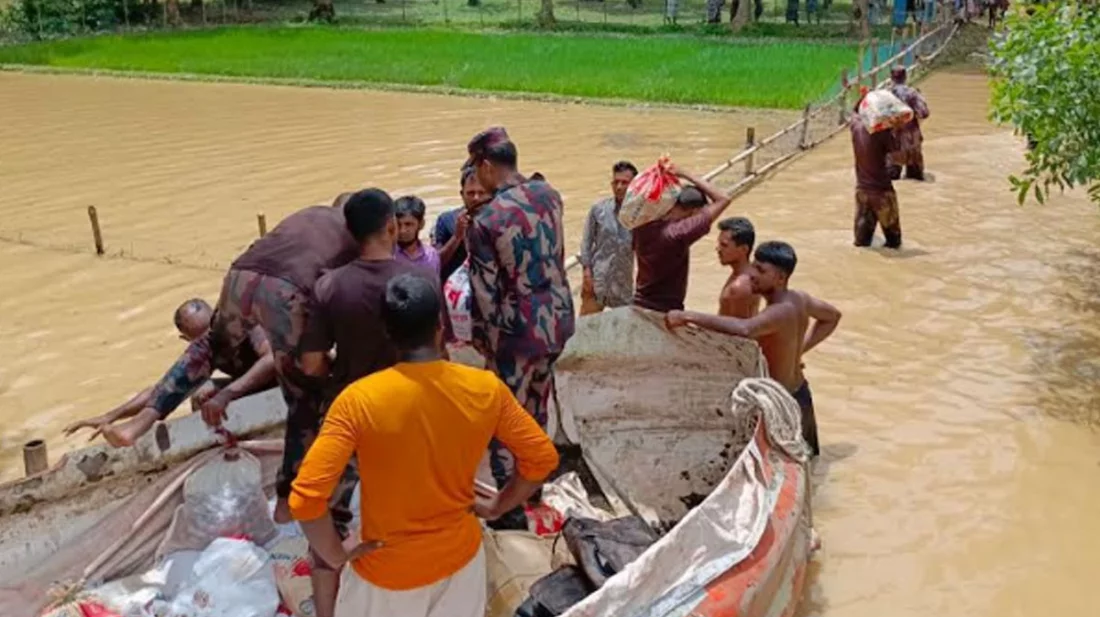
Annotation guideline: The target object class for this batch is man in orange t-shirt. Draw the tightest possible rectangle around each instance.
[289,272,559,617]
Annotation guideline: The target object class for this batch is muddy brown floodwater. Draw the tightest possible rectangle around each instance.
[1,70,1099,616]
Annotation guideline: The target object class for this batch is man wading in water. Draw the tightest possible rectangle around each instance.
[666,241,841,456]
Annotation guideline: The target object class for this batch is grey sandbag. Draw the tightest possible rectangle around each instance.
[514,565,593,617]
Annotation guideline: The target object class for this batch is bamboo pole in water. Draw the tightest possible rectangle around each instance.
[744,127,756,177]
[798,104,812,149]
[23,439,47,476]
[257,213,267,237]
[87,206,104,255]
[838,69,850,125]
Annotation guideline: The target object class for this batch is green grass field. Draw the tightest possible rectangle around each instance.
[0,27,858,108]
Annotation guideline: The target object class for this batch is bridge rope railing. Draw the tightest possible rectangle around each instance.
[701,14,961,198]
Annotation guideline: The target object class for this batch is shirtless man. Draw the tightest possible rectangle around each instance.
[715,217,760,318]
[666,241,840,456]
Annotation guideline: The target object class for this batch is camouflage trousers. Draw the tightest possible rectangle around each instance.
[853,189,902,249]
[212,269,355,530]
[485,352,559,489]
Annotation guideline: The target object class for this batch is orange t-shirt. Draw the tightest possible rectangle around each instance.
[288,360,559,590]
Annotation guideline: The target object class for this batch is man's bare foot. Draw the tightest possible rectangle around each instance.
[99,409,158,448]
[274,497,293,524]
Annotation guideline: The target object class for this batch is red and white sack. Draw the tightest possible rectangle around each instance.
[158,449,277,557]
[444,261,474,344]
[858,89,914,134]
[269,538,314,617]
[618,158,682,230]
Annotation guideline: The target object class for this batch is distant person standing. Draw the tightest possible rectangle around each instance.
[715,217,761,319]
[464,126,574,507]
[632,162,734,313]
[393,196,440,275]
[850,91,902,249]
[432,168,490,282]
[887,67,931,181]
[579,161,638,315]
[666,241,841,456]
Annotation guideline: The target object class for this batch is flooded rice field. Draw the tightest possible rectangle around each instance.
[1,70,1099,616]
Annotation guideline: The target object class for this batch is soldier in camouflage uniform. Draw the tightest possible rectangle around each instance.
[98,204,361,530]
[464,127,575,503]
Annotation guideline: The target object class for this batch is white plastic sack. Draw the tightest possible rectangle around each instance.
[444,260,474,343]
[159,449,277,557]
[858,89,914,133]
[542,472,615,523]
[149,538,279,617]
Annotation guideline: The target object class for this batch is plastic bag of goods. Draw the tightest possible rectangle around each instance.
[159,449,278,557]
[618,157,682,230]
[148,538,280,617]
[858,89,914,134]
[268,537,315,617]
[41,598,121,617]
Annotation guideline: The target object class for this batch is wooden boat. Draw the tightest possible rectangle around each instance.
[0,307,811,617]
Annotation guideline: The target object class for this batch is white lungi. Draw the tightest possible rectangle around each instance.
[334,545,487,617]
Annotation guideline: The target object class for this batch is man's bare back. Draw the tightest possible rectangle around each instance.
[719,270,760,319]
[754,290,809,392]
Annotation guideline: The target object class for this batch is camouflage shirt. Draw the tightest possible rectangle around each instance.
[467,177,575,359]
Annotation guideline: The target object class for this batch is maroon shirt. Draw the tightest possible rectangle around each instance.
[850,115,897,193]
[231,206,359,292]
[632,211,712,312]
[301,259,425,399]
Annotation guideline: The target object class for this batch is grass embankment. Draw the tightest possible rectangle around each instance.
[0,27,858,108]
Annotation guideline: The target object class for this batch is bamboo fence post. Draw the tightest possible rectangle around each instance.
[87,206,104,255]
[744,127,756,177]
[24,439,48,476]
[257,213,267,237]
[798,104,812,149]
[857,40,866,90]
[870,38,879,87]
[838,68,849,125]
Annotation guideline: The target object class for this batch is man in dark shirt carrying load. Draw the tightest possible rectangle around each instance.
[632,162,735,313]
[851,91,902,249]
[63,298,276,441]
[97,200,361,524]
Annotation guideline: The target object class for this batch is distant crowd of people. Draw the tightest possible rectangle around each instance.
[54,86,953,613]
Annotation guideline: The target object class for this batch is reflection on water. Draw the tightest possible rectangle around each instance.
[1,71,1099,617]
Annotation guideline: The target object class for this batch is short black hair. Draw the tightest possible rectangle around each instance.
[754,241,797,276]
[173,298,211,330]
[484,141,518,168]
[394,195,427,221]
[677,186,707,208]
[383,273,441,349]
[460,166,477,189]
[612,161,639,176]
[717,217,755,250]
[343,188,394,243]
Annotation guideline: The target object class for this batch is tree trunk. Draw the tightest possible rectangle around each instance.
[730,0,750,30]
[851,0,870,36]
[537,0,555,26]
[165,0,181,24]
[308,0,336,20]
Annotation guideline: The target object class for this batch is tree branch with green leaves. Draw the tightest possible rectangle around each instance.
[988,3,1100,206]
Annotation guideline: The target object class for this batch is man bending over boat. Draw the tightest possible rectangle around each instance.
[93,199,361,526]
[62,298,276,441]
[666,241,841,456]
[290,273,558,617]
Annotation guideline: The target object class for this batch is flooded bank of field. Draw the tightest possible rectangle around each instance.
[1,70,1099,616]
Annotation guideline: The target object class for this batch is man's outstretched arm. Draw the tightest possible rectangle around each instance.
[667,305,789,340]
